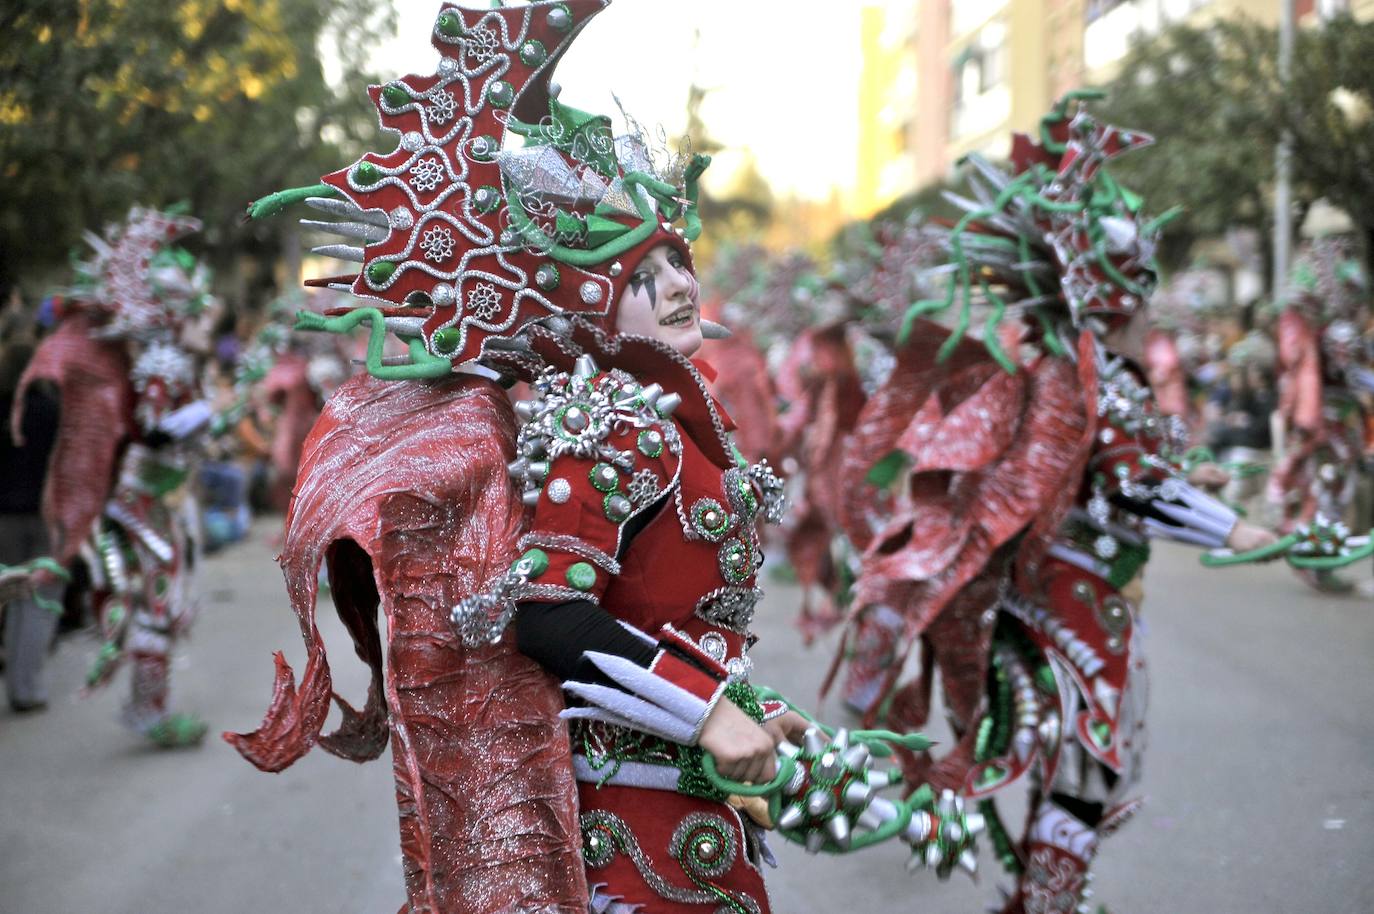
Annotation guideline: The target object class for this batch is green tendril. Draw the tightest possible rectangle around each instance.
[245,183,337,221]
[295,308,452,380]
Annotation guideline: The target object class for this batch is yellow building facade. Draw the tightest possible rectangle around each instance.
[873,0,1373,191]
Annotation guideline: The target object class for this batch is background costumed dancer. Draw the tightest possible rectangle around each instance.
[12,207,221,747]
[831,93,1288,913]
[1268,235,1374,592]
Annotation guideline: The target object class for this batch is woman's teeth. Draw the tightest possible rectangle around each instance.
[660,307,694,327]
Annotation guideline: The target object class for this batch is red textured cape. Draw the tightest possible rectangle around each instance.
[774,323,868,637]
[11,315,132,565]
[262,352,319,512]
[226,371,586,914]
[702,328,780,465]
[834,321,1096,787]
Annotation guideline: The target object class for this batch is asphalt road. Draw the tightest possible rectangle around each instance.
[2,520,1371,914]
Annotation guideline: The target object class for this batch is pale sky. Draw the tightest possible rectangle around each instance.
[371,1,866,203]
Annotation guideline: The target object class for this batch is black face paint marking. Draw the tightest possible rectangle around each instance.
[630,271,657,309]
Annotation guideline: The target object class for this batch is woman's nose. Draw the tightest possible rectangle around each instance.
[660,263,691,299]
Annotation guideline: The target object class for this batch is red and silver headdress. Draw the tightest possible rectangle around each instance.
[66,206,212,341]
[251,0,709,379]
[904,91,1175,371]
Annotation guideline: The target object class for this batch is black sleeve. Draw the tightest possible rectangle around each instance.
[515,598,657,683]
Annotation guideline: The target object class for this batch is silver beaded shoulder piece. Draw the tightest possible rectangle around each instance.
[506,353,683,506]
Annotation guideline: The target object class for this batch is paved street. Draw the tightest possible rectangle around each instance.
[2,519,1371,914]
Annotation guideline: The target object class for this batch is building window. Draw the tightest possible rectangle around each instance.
[951,19,1011,139]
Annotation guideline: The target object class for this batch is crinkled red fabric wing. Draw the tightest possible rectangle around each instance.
[225,372,586,914]
[705,330,779,464]
[853,326,1093,636]
[900,363,1024,473]
[262,352,319,510]
[11,316,131,564]
[836,321,985,553]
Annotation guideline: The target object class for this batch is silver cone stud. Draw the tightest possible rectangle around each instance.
[784,765,807,796]
[925,843,943,868]
[804,829,825,855]
[655,392,683,417]
[958,848,978,876]
[521,489,541,507]
[573,354,599,378]
[806,790,835,817]
[904,811,933,845]
[700,319,732,339]
[814,751,843,782]
[842,745,871,772]
[639,383,663,407]
[507,458,529,479]
[825,814,852,851]
[964,812,986,836]
[777,803,806,831]
[312,243,366,263]
[514,400,536,421]
[937,789,959,818]
[842,780,873,809]
[802,728,827,758]
[527,461,549,481]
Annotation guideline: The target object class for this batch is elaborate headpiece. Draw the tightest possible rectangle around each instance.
[67,206,212,340]
[904,90,1175,371]
[1286,235,1369,323]
[253,0,710,379]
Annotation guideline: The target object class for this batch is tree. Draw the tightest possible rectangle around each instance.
[1092,20,1275,280]
[1093,16,1374,290]
[0,0,395,303]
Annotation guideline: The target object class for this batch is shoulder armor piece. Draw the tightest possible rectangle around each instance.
[507,354,682,506]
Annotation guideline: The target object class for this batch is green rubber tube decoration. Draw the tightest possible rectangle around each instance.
[295,308,453,380]
[244,183,338,221]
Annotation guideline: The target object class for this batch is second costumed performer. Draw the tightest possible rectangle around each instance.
[230,3,978,912]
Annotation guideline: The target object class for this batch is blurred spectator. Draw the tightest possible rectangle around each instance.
[0,293,62,713]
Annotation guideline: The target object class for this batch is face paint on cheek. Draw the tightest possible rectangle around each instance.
[629,273,657,309]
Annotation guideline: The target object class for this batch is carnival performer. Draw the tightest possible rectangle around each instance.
[831,93,1280,913]
[12,206,219,747]
[1268,235,1373,592]
[228,3,980,911]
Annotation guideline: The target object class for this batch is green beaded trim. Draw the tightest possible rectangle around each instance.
[566,562,597,591]
[690,498,731,538]
[603,492,632,523]
[517,548,549,579]
[637,429,664,458]
[717,538,754,585]
[589,462,619,493]
[519,38,547,66]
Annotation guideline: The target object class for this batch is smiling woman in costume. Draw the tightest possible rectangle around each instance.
[229,3,981,910]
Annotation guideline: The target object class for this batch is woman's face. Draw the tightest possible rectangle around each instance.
[613,243,701,357]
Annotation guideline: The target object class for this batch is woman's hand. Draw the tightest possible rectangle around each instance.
[1187,462,1231,490]
[699,700,780,784]
[1226,520,1280,557]
[762,709,812,746]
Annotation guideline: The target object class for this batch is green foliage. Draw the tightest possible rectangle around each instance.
[0,0,396,299]
[1091,20,1274,274]
[1093,15,1374,283]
